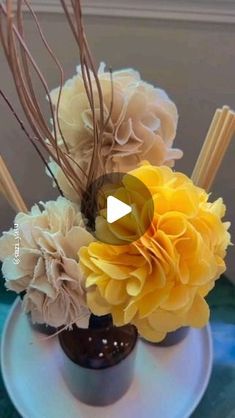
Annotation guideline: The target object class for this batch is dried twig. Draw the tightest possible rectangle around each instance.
[0,0,87,199]
[0,89,64,196]
[0,0,111,216]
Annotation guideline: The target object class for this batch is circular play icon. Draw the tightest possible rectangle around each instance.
[81,172,154,245]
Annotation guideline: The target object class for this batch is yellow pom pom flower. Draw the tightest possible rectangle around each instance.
[79,164,231,342]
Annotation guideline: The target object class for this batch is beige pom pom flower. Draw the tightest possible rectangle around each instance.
[49,64,182,201]
[0,197,94,327]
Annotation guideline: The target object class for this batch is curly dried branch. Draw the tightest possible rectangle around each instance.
[60,0,106,186]
[0,0,114,212]
[0,0,87,198]
[0,89,64,196]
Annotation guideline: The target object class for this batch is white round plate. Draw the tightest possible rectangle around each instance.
[1,298,212,418]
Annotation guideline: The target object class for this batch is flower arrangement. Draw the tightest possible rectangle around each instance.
[0,0,233,346]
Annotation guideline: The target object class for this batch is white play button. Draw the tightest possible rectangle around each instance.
[81,171,154,244]
[107,196,132,224]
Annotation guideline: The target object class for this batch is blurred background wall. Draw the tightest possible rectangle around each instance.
[0,4,235,281]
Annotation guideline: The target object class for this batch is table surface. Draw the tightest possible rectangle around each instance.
[0,276,235,418]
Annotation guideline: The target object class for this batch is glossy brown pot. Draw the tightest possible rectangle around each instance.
[59,314,138,406]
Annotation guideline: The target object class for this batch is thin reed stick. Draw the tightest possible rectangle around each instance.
[191,109,222,185]
[192,106,235,191]
[204,111,235,191]
[0,155,27,212]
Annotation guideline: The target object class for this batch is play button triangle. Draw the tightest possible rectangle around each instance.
[81,171,154,245]
[107,196,132,224]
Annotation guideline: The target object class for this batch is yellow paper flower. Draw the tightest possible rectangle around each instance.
[79,164,231,342]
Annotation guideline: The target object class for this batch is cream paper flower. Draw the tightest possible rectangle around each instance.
[49,63,182,201]
[0,197,94,327]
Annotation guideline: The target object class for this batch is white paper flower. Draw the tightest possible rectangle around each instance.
[0,197,94,327]
[49,64,182,201]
